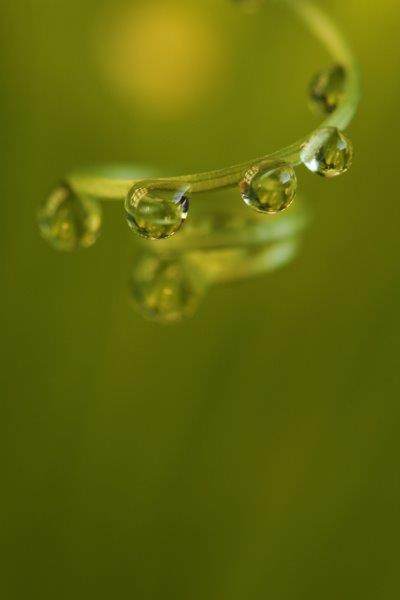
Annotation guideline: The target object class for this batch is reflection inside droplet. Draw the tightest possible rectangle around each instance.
[125,182,190,241]
[240,162,297,214]
[300,127,353,178]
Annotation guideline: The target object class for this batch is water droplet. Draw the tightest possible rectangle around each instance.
[240,163,297,214]
[300,127,353,178]
[309,64,346,114]
[38,183,102,251]
[125,183,189,240]
[130,254,206,323]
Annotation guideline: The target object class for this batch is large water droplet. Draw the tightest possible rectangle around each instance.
[125,183,189,240]
[38,183,102,251]
[240,163,297,214]
[309,64,346,114]
[300,127,353,178]
[130,254,206,323]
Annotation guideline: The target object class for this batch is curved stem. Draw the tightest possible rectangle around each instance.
[67,0,360,201]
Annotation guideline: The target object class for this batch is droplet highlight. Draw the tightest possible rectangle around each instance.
[309,64,346,115]
[38,183,102,251]
[125,183,190,240]
[240,163,297,214]
[300,127,353,178]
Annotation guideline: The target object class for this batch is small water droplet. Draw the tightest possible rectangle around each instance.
[38,183,102,251]
[240,163,297,214]
[130,254,206,323]
[125,183,190,240]
[309,64,346,114]
[300,127,353,178]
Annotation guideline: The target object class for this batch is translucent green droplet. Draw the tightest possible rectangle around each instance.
[130,254,206,324]
[38,183,102,251]
[240,163,297,214]
[125,183,189,240]
[300,127,353,178]
[309,64,346,114]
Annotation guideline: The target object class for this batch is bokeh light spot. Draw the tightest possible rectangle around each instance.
[95,1,226,118]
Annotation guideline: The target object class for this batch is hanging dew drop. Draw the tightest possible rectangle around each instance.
[130,254,206,323]
[240,163,297,214]
[300,127,353,178]
[125,183,190,240]
[309,64,346,115]
[37,183,102,251]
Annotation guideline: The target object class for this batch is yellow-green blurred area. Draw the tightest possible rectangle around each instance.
[2,0,400,598]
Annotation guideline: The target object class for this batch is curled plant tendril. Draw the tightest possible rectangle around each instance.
[39,0,360,247]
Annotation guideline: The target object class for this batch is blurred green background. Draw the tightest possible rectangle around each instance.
[2,0,400,598]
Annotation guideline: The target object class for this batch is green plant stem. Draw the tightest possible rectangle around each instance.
[67,0,360,201]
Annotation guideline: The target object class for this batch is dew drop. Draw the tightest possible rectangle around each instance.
[300,127,353,178]
[125,183,190,240]
[130,254,206,323]
[38,183,102,251]
[240,163,297,214]
[309,64,346,115]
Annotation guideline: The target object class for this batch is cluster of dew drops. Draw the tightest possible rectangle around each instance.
[123,63,352,242]
[39,60,352,249]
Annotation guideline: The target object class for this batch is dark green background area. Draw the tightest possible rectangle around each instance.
[2,1,400,598]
